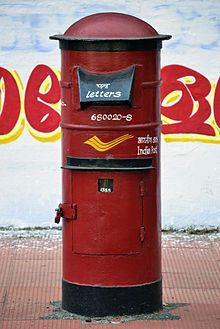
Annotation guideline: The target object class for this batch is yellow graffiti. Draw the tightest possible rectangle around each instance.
[27,126,61,143]
[162,90,182,107]
[0,69,25,144]
[84,134,134,152]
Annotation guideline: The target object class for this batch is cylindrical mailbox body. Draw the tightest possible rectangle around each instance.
[51,13,171,317]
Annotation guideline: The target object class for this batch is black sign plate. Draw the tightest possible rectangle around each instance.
[98,179,113,193]
[78,66,135,105]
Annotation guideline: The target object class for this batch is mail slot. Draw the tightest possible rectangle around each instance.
[78,66,135,105]
[51,12,171,317]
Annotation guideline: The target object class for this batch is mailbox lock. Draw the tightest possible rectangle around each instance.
[55,203,77,223]
[55,205,63,224]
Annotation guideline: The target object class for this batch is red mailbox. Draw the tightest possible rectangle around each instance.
[51,12,171,317]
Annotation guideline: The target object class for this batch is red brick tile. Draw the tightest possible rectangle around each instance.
[2,288,62,321]
[14,248,62,261]
[0,232,219,329]
[161,303,220,329]
[178,303,220,321]
[162,248,219,275]
[0,287,7,304]
[6,286,61,304]
[162,319,216,329]
[9,259,61,288]
[2,302,49,320]
[163,287,220,304]
[0,254,14,287]
[163,271,219,289]
[1,319,82,329]
[13,240,62,260]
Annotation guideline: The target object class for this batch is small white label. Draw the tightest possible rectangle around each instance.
[137,134,158,155]
[99,187,112,193]
[91,113,132,122]
[86,91,122,99]
[96,83,111,89]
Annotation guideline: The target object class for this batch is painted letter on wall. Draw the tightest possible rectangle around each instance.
[25,64,61,142]
[0,67,24,143]
[161,65,220,143]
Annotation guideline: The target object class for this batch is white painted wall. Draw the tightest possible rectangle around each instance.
[0,0,220,229]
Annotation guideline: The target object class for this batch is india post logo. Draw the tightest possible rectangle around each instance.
[84,134,134,152]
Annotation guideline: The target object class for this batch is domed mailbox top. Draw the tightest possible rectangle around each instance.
[50,12,171,51]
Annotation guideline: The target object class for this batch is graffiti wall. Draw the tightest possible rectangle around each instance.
[0,0,220,228]
[1,64,220,144]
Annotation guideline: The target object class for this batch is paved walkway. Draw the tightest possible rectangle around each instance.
[0,229,219,328]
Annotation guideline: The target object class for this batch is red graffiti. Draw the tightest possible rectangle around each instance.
[25,64,61,133]
[0,65,61,143]
[0,67,24,143]
[214,78,220,129]
[161,65,216,137]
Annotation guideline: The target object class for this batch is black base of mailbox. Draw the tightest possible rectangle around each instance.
[62,279,162,317]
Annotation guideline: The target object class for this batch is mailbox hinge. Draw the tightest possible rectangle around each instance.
[55,203,77,223]
[140,226,146,242]
[139,180,145,196]
[60,81,72,88]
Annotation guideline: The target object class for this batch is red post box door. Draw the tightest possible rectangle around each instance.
[71,171,144,255]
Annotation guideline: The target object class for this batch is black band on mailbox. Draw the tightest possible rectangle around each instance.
[50,35,171,51]
[64,157,153,171]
